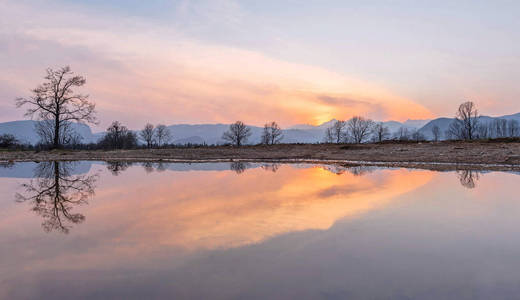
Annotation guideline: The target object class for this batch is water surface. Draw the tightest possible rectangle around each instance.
[0,161,519,299]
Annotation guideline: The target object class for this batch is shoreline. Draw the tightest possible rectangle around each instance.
[2,142,520,172]
[3,158,520,172]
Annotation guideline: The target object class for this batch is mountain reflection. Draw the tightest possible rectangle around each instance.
[15,161,97,233]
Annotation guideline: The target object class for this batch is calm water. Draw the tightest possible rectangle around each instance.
[0,161,519,299]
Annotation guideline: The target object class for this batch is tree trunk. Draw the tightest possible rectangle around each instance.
[54,117,60,149]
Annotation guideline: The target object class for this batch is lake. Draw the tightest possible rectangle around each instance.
[0,161,519,299]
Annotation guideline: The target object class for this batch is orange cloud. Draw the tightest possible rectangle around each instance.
[4,0,520,127]
[6,12,433,128]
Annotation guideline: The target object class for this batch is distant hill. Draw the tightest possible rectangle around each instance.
[0,120,97,144]
[403,119,431,128]
[2,114,518,145]
[418,113,520,140]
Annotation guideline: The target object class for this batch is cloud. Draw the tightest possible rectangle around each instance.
[0,0,433,129]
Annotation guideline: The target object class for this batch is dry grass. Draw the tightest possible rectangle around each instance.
[1,141,520,170]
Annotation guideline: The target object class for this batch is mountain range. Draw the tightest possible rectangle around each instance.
[1,113,519,145]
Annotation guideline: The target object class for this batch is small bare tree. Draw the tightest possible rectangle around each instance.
[140,123,155,148]
[508,119,519,137]
[15,66,96,148]
[448,101,479,140]
[261,125,270,145]
[99,121,137,149]
[324,120,346,143]
[154,124,171,147]
[477,124,489,139]
[395,127,410,141]
[323,127,334,143]
[0,134,19,148]
[372,122,389,142]
[431,125,441,141]
[346,116,374,144]
[411,129,425,142]
[490,119,508,138]
[261,121,283,145]
[222,121,252,147]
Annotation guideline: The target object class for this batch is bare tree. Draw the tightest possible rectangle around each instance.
[268,121,283,145]
[15,66,96,148]
[346,116,374,144]
[324,120,346,143]
[99,121,137,149]
[35,120,83,147]
[15,161,97,233]
[140,123,155,148]
[448,101,479,140]
[431,125,441,141]
[395,127,410,141]
[508,119,519,137]
[261,124,271,145]
[222,121,252,147]
[324,127,334,143]
[476,124,489,139]
[411,129,425,142]
[0,134,19,148]
[155,124,171,147]
[261,121,283,145]
[490,119,508,138]
[372,122,390,142]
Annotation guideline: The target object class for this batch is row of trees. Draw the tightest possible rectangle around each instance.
[139,123,171,148]
[221,121,283,146]
[323,116,390,144]
[98,121,173,149]
[323,102,520,144]
[446,101,520,140]
[11,67,520,149]
[13,66,174,150]
[0,134,19,148]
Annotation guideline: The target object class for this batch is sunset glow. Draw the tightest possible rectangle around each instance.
[1,1,518,129]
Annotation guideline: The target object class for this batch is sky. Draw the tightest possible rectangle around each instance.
[1,0,519,130]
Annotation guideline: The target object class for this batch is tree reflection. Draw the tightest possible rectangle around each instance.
[0,161,14,169]
[141,162,167,173]
[106,161,134,175]
[321,165,375,176]
[261,163,280,173]
[230,161,249,174]
[457,170,481,189]
[142,162,155,173]
[323,165,346,175]
[15,161,97,233]
[347,166,376,176]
